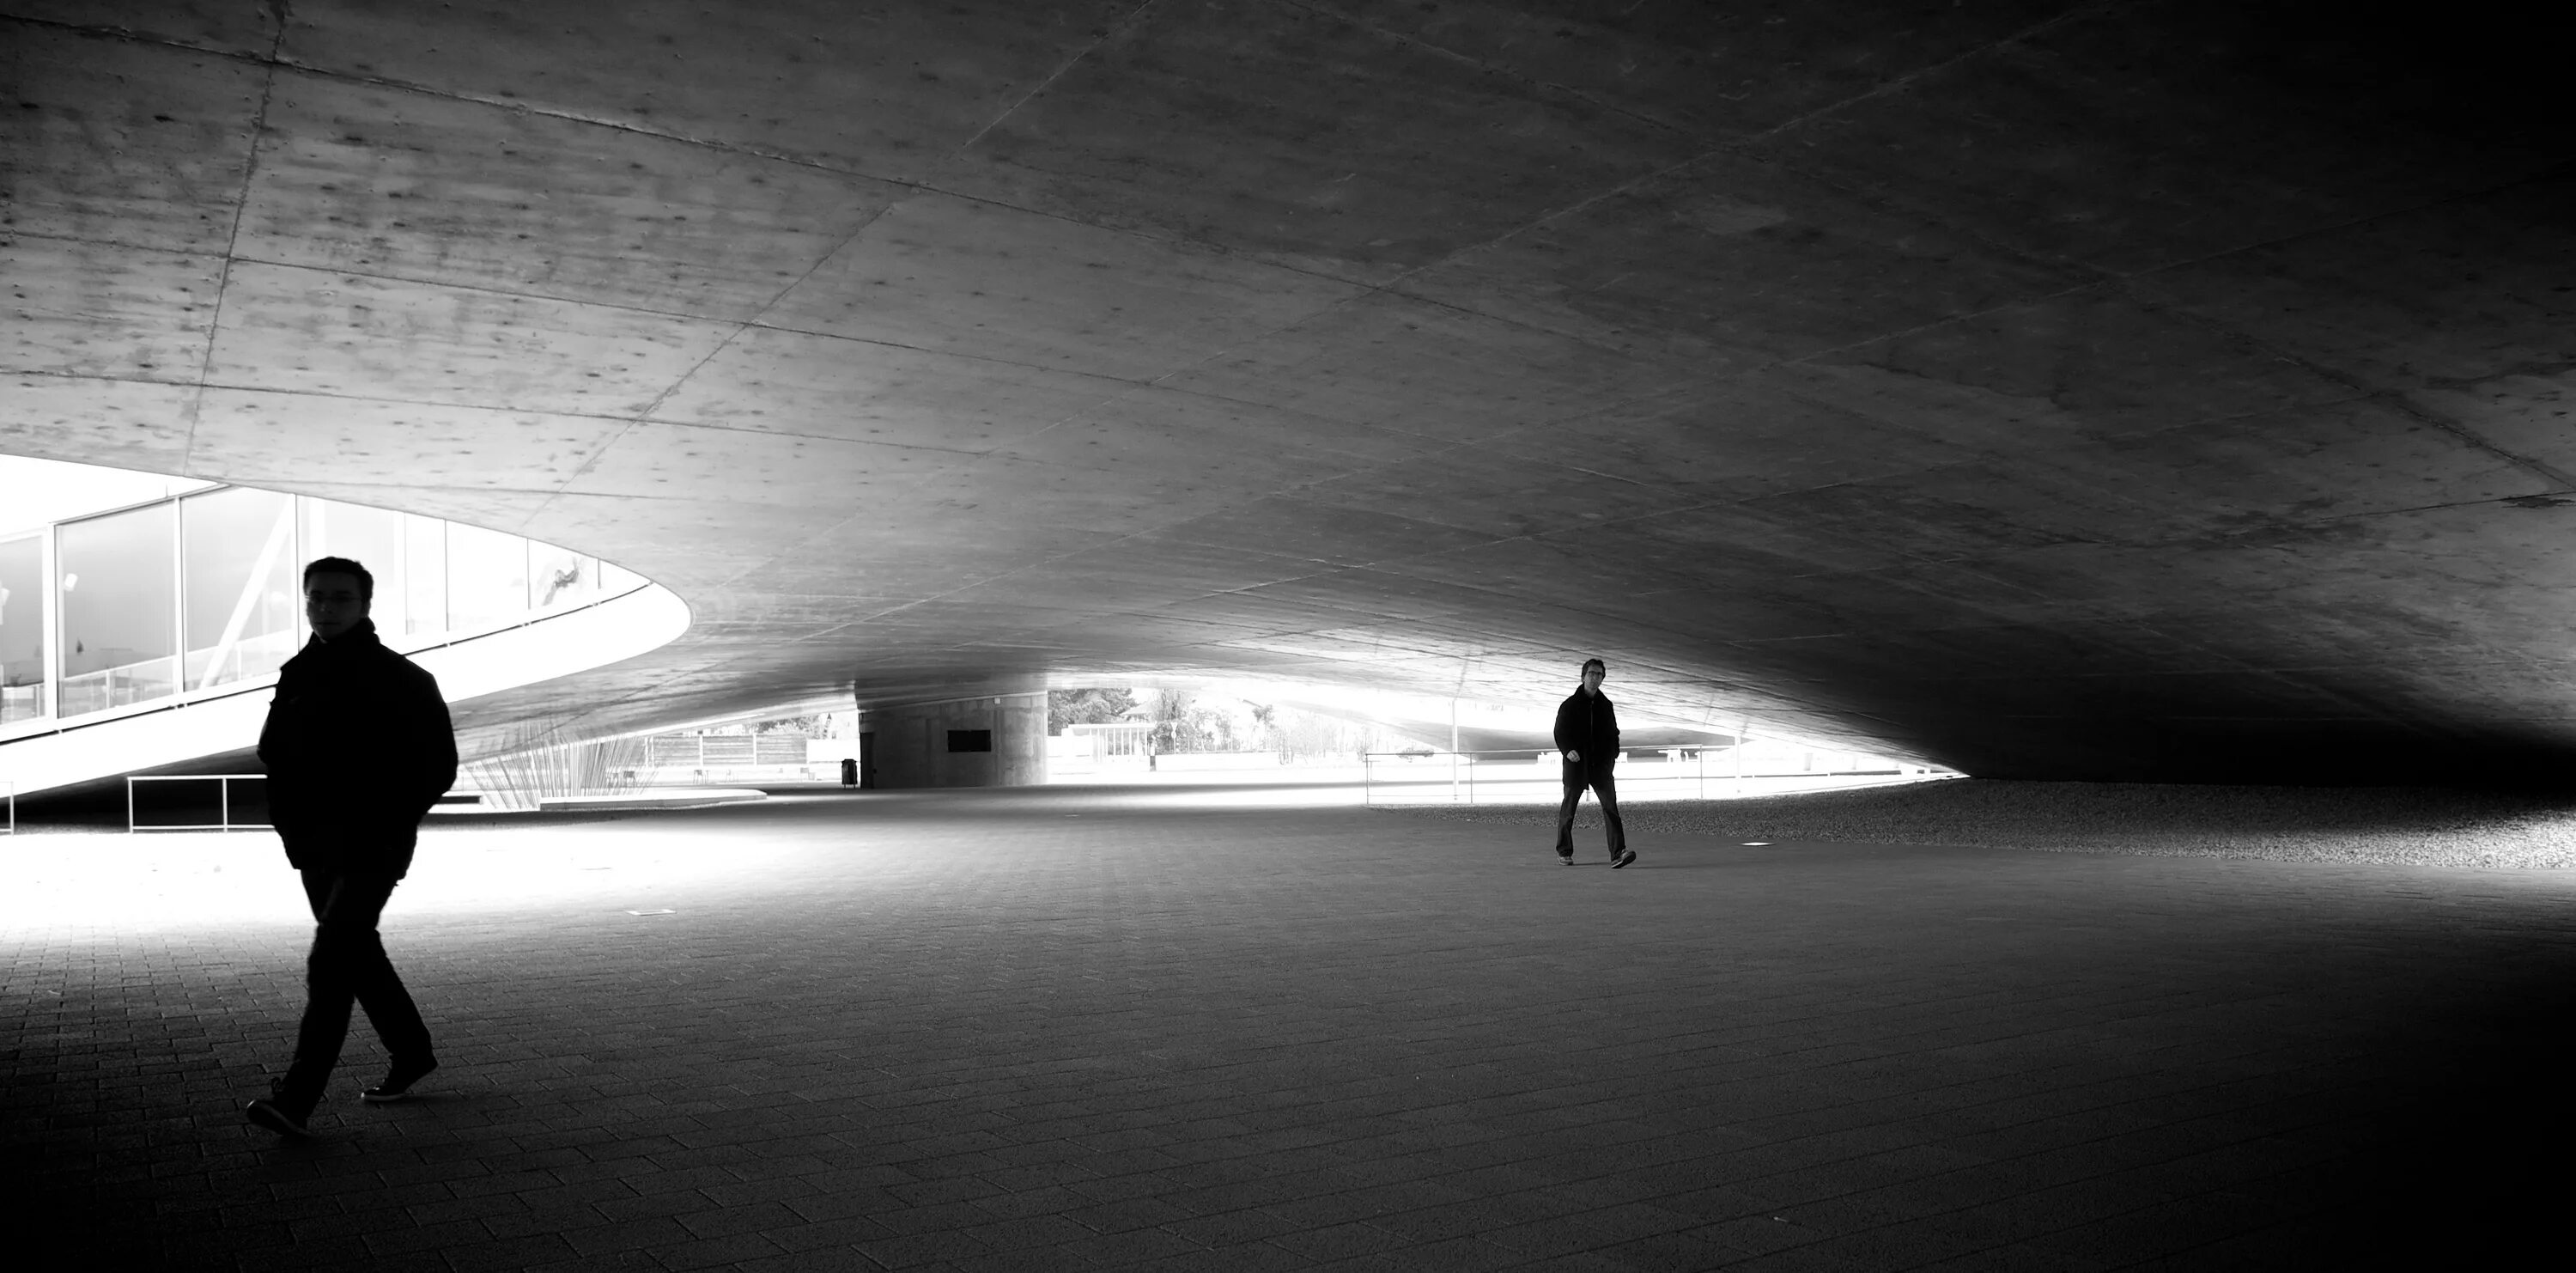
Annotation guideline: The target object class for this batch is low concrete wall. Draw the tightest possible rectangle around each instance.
[1151,751,1284,771]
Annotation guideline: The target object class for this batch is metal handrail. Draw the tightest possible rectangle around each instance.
[128,773,270,832]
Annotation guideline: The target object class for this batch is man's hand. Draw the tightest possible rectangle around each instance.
[1566,750,1580,763]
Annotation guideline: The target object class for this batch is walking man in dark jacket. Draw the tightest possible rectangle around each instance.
[1553,658,1634,868]
[245,557,458,1136]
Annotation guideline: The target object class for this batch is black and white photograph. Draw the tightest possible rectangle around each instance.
[4,2,2570,1268]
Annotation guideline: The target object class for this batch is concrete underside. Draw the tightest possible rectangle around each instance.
[3,2,2571,781]
[5,790,2573,1268]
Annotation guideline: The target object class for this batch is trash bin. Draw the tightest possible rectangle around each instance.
[839,757,858,788]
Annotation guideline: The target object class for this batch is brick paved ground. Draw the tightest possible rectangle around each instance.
[7,784,2575,1270]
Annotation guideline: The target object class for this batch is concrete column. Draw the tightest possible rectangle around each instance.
[855,691,1046,789]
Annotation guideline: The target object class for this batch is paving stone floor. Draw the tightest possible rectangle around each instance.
[8,783,2575,1270]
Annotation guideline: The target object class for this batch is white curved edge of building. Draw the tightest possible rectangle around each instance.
[0,583,691,797]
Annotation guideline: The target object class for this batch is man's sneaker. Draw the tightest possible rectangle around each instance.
[245,1098,310,1137]
[1611,849,1637,868]
[1557,851,1574,866]
[362,1056,438,1104]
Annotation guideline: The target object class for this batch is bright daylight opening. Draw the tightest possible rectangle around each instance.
[0,454,686,809]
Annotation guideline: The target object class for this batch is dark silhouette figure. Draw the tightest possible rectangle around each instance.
[245,557,458,1137]
[1553,658,1633,868]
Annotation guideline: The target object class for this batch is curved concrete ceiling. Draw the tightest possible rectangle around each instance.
[3,1,2569,781]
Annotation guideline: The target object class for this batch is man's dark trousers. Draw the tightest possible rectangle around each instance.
[275,864,432,1116]
[1554,759,1628,857]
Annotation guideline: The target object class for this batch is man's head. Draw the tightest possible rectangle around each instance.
[1581,658,1605,694]
[303,557,373,640]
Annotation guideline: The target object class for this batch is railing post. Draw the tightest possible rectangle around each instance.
[221,777,230,832]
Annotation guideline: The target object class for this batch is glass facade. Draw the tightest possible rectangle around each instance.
[1,534,44,724]
[60,502,179,716]
[0,484,647,735]
[446,523,529,635]
[403,516,447,636]
[184,487,298,691]
[301,501,410,637]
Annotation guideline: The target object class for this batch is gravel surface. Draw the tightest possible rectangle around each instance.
[1387,778,2576,868]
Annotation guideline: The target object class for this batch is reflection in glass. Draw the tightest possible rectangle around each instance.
[403,515,447,636]
[446,523,529,633]
[183,487,299,690]
[529,543,588,609]
[301,500,407,636]
[59,502,179,716]
[0,535,44,724]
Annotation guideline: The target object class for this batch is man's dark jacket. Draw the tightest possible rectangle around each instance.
[258,619,457,879]
[1553,687,1620,770]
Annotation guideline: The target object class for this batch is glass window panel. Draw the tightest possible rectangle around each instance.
[600,560,642,594]
[0,534,45,724]
[182,487,299,690]
[403,515,447,638]
[529,542,587,609]
[58,502,178,716]
[445,524,530,632]
[299,499,406,637]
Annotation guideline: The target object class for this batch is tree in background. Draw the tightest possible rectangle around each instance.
[1050,686,1388,760]
[1048,687,1135,735]
[1145,689,1253,753]
[1262,704,1382,763]
[1148,689,1194,753]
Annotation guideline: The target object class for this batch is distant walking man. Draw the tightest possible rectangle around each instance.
[245,557,457,1136]
[1554,658,1634,868]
